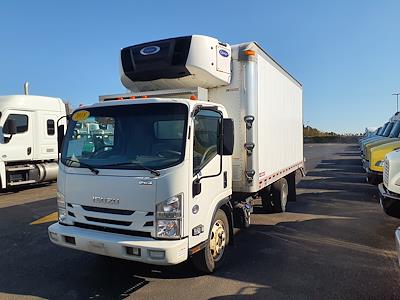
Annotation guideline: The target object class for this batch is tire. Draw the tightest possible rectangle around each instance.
[192,209,229,273]
[261,189,274,213]
[366,174,381,185]
[381,197,400,218]
[286,172,297,202]
[272,178,288,213]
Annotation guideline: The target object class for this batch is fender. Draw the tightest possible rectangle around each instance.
[188,196,234,255]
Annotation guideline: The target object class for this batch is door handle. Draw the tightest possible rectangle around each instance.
[27,147,32,155]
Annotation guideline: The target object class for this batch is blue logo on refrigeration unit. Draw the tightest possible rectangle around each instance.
[219,49,229,57]
[140,46,161,56]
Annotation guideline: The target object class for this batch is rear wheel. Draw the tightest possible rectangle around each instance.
[272,178,288,212]
[261,189,274,213]
[192,209,229,273]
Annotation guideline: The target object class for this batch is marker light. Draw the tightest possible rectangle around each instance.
[129,96,136,99]
[117,97,124,100]
[244,50,256,56]
[190,95,197,100]
[142,96,148,99]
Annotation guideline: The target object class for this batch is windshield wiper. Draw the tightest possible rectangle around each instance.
[64,158,99,175]
[98,162,160,176]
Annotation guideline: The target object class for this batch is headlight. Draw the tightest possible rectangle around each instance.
[156,194,182,219]
[375,160,384,167]
[156,194,183,239]
[157,220,181,239]
[57,191,67,222]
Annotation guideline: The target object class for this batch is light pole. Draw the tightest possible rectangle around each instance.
[393,93,400,112]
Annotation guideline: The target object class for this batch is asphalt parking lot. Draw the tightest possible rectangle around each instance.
[0,143,399,299]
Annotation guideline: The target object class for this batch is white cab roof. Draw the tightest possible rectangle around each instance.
[0,95,65,112]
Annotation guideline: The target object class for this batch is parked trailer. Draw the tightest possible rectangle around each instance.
[0,92,66,189]
[48,35,303,272]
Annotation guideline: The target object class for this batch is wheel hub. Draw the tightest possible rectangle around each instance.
[209,219,226,261]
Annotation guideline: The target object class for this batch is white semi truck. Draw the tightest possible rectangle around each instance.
[378,151,400,264]
[48,35,303,272]
[0,87,66,189]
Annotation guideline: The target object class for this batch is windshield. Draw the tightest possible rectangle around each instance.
[61,103,188,171]
[378,123,388,136]
[382,122,394,137]
[389,122,400,137]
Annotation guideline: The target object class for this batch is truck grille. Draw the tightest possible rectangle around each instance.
[383,159,390,187]
[81,205,134,215]
[74,222,152,238]
[66,203,155,236]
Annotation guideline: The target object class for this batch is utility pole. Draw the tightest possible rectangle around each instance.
[393,92,400,112]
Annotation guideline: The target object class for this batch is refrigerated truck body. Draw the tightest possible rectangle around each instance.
[48,35,303,272]
[0,95,66,189]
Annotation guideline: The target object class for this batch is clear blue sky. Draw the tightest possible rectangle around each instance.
[1,0,399,133]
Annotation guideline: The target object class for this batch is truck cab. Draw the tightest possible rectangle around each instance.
[0,95,66,189]
[360,122,391,150]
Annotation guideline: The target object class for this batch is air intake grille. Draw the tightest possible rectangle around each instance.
[74,222,152,238]
[384,159,390,187]
[85,216,132,226]
[81,205,134,215]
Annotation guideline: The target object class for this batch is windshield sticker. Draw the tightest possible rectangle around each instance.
[72,110,90,121]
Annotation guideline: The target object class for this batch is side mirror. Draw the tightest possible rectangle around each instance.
[3,119,17,135]
[217,118,234,155]
[57,125,65,153]
[193,179,202,197]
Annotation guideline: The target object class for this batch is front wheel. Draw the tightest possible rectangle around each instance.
[192,209,229,273]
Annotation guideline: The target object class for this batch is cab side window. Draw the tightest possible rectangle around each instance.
[193,110,220,175]
[6,114,28,133]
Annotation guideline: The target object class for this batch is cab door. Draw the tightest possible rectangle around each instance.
[1,111,34,162]
[189,109,228,247]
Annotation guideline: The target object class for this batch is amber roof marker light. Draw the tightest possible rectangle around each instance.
[244,49,256,56]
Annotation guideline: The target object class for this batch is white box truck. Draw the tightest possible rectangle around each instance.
[0,85,66,189]
[48,35,304,272]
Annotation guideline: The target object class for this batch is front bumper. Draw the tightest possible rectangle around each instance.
[378,183,400,218]
[48,222,188,265]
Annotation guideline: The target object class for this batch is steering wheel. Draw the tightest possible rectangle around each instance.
[157,149,181,159]
[89,145,114,158]
[200,145,217,166]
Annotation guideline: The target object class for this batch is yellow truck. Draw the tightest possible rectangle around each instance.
[365,139,400,184]
[361,114,400,159]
